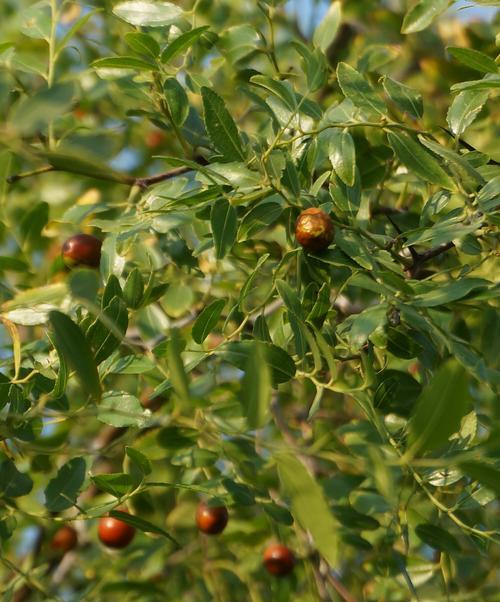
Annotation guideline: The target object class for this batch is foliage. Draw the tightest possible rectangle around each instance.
[0,0,499,600]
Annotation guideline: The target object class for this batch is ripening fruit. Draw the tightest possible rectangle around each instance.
[62,233,102,268]
[98,516,135,549]
[295,207,334,253]
[195,501,229,535]
[51,525,78,554]
[146,130,166,149]
[263,543,295,577]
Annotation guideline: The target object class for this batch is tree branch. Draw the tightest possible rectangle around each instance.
[7,159,208,190]
[408,242,455,279]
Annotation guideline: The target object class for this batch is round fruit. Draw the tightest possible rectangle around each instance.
[195,501,228,535]
[51,525,78,553]
[146,130,166,149]
[295,208,334,253]
[263,543,295,577]
[98,516,135,549]
[61,233,102,268]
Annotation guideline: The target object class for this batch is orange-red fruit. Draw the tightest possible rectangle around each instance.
[263,543,295,577]
[51,525,78,553]
[295,207,334,252]
[146,130,166,149]
[98,516,135,549]
[62,234,102,268]
[195,501,228,535]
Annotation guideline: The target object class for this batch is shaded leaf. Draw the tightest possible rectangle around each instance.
[276,453,339,567]
[336,62,386,116]
[201,87,245,162]
[192,299,225,344]
[241,341,272,429]
[44,457,86,511]
[49,311,101,402]
[408,360,469,456]
[387,131,455,190]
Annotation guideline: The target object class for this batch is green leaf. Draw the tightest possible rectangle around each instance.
[112,1,183,27]
[276,279,303,319]
[210,198,237,259]
[166,329,190,404]
[329,128,356,186]
[241,341,272,429]
[164,77,189,127]
[336,62,386,117]
[459,462,500,495]
[102,275,123,307]
[387,131,455,190]
[201,87,245,162]
[123,268,144,309]
[126,447,152,476]
[451,75,500,92]
[192,299,225,344]
[447,47,498,74]
[374,370,421,418]
[276,453,339,567]
[109,510,179,545]
[91,473,134,497]
[44,457,86,511]
[51,340,68,399]
[10,83,75,135]
[408,360,469,457]
[415,524,461,553]
[292,43,328,92]
[412,278,489,307]
[238,200,282,241]
[262,502,294,526]
[49,311,101,402]
[313,1,342,53]
[20,1,51,40]
[92,56,156,71]
[238,253,271,313]
[160,26,210,63]
[337,304,388,350]
[125,32,160,58]
[383,76,423,119]
[417,135,485,189]
[401,0,450,34]
[331,505,379,530]
[0,459,33,498]
[217,341,296,385]
[19,202,49,248]
[447,90,490,136]
[87,296,129,364]
[250,75,297,112]
[68,269,100,303]
[98,392,149,427]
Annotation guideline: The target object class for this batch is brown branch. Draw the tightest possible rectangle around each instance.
[407,241,455,279]
[321,562,358,602]
[6,158,208,190]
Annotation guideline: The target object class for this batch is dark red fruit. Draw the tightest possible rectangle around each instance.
[62,233,102,268]
[51,525,78,553]
[98,515,135,549]
[195,501,228,535]
[295,207,334,252]
[263,543,295,577]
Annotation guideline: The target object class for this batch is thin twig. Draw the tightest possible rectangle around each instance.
[408,242,455,278]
